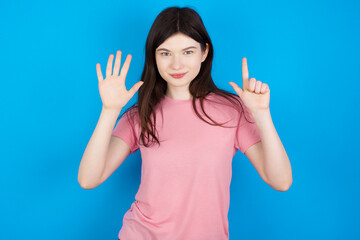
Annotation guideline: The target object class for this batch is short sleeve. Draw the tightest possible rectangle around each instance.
[234,105,262,154]
[111,109,139,155]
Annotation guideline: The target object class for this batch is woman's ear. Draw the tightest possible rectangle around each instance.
[201,43,209,62]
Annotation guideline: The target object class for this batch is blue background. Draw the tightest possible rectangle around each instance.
[1,0,359,239]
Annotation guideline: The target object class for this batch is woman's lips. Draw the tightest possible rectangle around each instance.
[170,72,187,79]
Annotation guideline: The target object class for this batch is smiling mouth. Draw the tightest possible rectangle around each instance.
[170,72,187,79]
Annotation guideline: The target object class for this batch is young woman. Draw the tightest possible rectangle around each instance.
[78,6,292,240]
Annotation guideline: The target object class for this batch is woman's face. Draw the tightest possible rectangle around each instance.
[155,32,209,92]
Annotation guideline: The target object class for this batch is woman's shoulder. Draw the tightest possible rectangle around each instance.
[204,92,247,118]
[204,92,242,107]
[121,105,140,124]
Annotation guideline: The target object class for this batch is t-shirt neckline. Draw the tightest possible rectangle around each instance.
[163,94,193,103]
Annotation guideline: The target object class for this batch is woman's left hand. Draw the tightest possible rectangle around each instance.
[229,57,270,113]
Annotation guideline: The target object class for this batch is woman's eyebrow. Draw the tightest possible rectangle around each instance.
[156,46,197,52]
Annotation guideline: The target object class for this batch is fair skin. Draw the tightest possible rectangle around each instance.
[155,32,209,100]
[80,34,292,191]
[229,58,292,191]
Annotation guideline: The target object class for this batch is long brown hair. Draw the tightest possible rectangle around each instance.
[119,6,254,148]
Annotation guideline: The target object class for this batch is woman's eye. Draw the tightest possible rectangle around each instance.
[160,51,193,56]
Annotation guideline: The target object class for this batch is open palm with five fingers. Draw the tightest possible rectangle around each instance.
[229,57,270,113]
[96,50,144,111]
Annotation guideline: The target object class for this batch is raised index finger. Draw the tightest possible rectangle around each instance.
[242,57,249,91]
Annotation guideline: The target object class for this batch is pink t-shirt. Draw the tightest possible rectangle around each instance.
[111,92,261,240]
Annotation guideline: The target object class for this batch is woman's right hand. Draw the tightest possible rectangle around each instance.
[96,50,144,112]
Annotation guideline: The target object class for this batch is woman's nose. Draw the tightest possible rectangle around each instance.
[171,55,184,69]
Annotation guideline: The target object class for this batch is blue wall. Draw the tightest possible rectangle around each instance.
[1,0,359,239]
